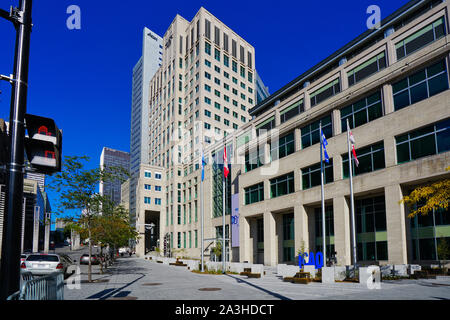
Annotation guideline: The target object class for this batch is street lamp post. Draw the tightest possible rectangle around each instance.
[0,0,33,300]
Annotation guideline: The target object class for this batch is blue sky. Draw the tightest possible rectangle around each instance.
[0,0,409,225]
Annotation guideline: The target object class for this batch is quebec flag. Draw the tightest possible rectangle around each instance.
[321,130,330,163]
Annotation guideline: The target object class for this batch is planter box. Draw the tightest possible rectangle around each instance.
[321,267,335,284]
[359,266,380,287]
[277,264,299,278]
[393,264,408,276]
[334,266,346,281]
[303,265,317,278]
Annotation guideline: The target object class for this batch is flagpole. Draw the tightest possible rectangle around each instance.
[222,142,226,274]
[347,118,357,267]
[319,122,326,266]
[200,148,205,272]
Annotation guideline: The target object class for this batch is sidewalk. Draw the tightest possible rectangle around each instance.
[64,257,450,300]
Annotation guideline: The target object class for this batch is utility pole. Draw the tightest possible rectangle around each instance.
[0,0,33,300]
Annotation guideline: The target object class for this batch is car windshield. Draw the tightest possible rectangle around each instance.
[26,255,59,262]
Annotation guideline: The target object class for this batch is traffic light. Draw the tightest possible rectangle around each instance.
[24,114,62,174]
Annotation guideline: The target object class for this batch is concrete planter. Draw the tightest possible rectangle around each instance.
[359,266,380,288]
[393,264,408,276]
[277,264,299,278]
[334,266,347,281]
[321,267,335,284]
[303,265,317,278]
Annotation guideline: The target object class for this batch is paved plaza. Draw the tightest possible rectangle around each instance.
[64,256,450,300]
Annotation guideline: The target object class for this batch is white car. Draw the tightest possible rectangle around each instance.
[119,247,130,256]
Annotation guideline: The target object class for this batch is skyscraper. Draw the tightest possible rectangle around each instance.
[99,147,130,205]
[129,28,164,224]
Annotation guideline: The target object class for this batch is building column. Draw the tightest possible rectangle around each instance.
[294,128,301,152]
[384,135,397,168]
[386,40,396,67]
[333,155,343,183]
[239,216,252,263]
[340,69,348,91]
[385,184,408,264]
[333,196,351,265]
[274,109,280,127]
[332,109,341,136]
[303,91,311,112]
[263,210,277,266]
[382,84,395,115]
[294,204,309,256]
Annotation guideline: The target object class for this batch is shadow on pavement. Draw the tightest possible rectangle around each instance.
[225,274,291,300]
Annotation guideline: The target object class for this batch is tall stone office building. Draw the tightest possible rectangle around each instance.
[215,0,449,267]
[129,7,265,257]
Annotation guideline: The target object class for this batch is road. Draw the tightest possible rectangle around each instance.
[64,256,450,300]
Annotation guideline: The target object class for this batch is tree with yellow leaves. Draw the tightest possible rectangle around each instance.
[400,167,450,218]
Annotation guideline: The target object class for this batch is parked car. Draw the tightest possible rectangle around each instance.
[79,253,100,265]
[21,253,74,277]
[20,254,30,264]
[119,247,130,257]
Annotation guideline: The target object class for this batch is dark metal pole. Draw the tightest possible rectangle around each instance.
[0,0,33,300]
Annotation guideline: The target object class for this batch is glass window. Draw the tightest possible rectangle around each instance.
[341,91,383,131]
[244,182,264,205]
[232,61,237,73]
[348,52,386,86]
[205,41,211,55]
[396,118,450,163]
[280,99,304,124]
[301,114,332,149]
[355,196,387,261]
[270,132,295,160]
[245,146,264,172]
[393,60,449,111]
[270,172,295,198]
[343,142,385,177]
[255,116,275,136]
[310,78,340,107]
[215,48,220,61]
[396,17,446,60]
[224,55,229,67]
[302,159,334,190]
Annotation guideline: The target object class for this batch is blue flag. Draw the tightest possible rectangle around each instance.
[321,130,330,163]
[201,151,206,181]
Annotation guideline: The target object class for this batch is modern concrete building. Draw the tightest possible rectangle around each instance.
[129,28,164,226]
[129,7,259,258]
[99,147,130,205]
[132,164,166,256]
[134,0,450,267]
[228,0,450,267]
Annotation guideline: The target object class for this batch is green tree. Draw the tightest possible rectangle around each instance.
[47,155,129,282]
[437,238,450,261]
[90,203,139,273]
[400,167,450,218]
